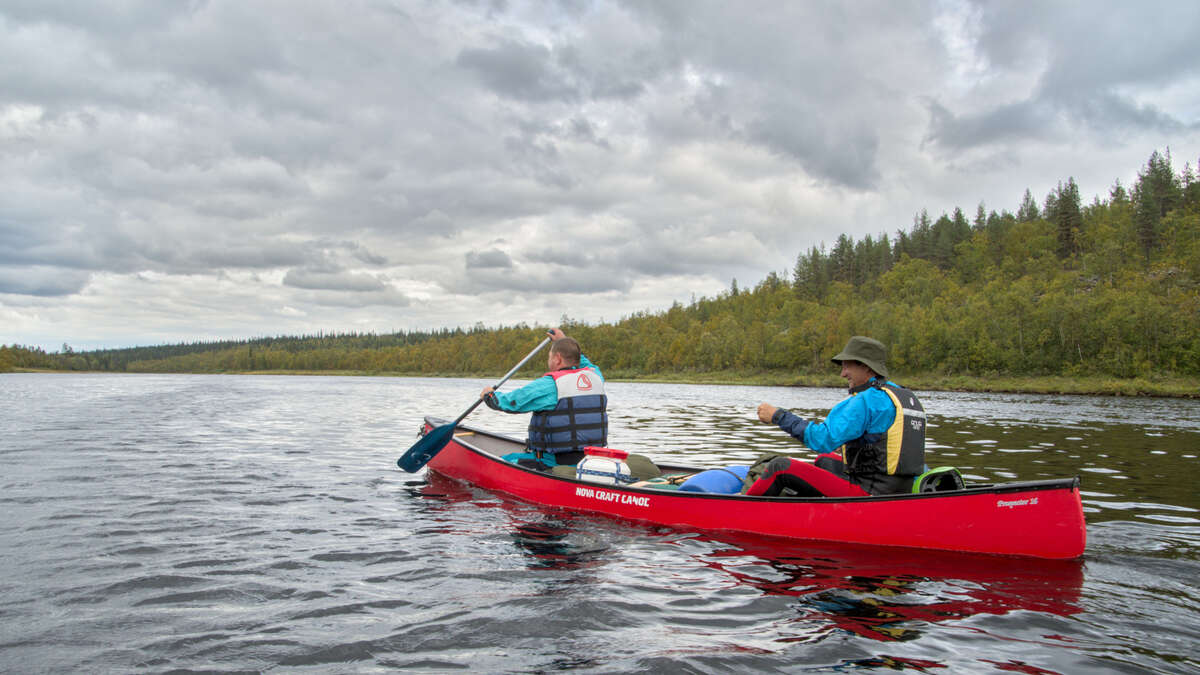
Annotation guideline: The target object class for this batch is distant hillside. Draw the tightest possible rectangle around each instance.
[5,149,1198,385]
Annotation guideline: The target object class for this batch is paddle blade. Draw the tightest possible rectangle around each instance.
[397,424,455,472]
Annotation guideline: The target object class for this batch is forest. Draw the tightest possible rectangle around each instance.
[4,149,1199,395]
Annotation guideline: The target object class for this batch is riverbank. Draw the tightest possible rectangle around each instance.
[606,370,1199,398]
[9,368,1195,398]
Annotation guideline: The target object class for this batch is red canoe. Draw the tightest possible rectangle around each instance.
[419,417,1087,560]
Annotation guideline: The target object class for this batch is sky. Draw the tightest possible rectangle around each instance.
[2,0,1199,352]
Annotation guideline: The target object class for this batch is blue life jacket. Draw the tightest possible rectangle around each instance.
[817,380,927,494]
[527,367,607,455]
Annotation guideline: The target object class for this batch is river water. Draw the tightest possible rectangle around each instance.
[1,373,1197,673]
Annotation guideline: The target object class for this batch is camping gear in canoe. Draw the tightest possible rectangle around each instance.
[410,416,1087,560]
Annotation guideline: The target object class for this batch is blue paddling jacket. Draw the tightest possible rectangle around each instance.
[485,355,607,456]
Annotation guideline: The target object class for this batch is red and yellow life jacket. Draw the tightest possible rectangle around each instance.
[527,367,608,455]
[818,381,926,494]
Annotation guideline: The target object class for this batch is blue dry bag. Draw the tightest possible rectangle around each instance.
[678,465,750,493]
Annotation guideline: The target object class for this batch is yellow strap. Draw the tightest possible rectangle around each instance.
[881,387,905,474]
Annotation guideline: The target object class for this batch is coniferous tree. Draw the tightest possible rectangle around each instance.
[1133,150,1181,261]
[830,234,855,283]
[930,213,955,268]
[1181,162,1198,206]
[1110,179,1129,205]
[1017,189,1040,222]
[1046,178,1083,258]
[793,245,829,300]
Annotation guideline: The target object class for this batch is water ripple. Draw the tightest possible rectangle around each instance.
[0,374,1197,673]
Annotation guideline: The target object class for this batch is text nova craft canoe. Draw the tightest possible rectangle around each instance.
[415,416,1087,559]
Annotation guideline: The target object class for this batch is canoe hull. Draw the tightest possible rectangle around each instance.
[423,420,1087,559]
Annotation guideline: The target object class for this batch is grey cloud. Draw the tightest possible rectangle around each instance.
[524,247,594,268]
[465,249,513,269]
[0,1,191,36]
[746,105,881,190]
[614,4,901,190]
[0,266,91,296]
[1,223,333,279]
[0,217,125,273]
[282,268,388,293]
[451,223,762,297]
[350,245,388,267]
[186,243,314,272]
[552,44,648,101]
[616,227,769,278]
[973,1,1200,85]
[0,219,54,266]
[455,34,651,105]
[502,133,576,190]
[925,1,1200,152]
[453,264,632,296]
[2,0,1197,350]
[925,90,1191,153]
[567,116,611,149]
[301,240,391,269]
[924,100,1054,150]
[297,287,412,309]
[406,210,459,238]
[457,39,577,103]
[1055,91,1190,133]
[192,198,277,222]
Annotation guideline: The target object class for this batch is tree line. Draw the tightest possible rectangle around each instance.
[4,149,1198,382]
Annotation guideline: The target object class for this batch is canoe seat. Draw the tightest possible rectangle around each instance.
[625,453,663,480]
[911,466,965,493]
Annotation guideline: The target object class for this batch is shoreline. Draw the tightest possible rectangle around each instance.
[8,368,1197,398]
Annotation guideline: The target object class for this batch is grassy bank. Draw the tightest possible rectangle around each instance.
[9,367,1195,398]
[226,368,1200,398]
[603,370,1198,398]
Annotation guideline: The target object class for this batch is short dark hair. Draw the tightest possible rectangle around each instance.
[550,337,581,366]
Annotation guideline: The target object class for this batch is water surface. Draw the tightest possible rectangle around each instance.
[1,373,1197,672]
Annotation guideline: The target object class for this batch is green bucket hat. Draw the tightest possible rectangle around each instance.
[831,336,888,379]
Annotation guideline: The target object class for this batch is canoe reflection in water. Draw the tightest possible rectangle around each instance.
[696,533,1083,642]
[418,473,1083,643]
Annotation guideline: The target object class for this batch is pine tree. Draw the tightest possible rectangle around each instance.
[793,245,829,300]
[1132,150,1182,261]
[830,234,855,282]
[1017,189,1040,222]
[1110,179,1128,205]
[1046,178,1083,258]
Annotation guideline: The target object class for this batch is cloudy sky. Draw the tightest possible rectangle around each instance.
[2,1,1198,351]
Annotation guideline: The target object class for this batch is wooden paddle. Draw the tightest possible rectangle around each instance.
[397,332,553,472]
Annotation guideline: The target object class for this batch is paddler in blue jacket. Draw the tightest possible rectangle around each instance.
[752,336,926,496]
[481,328,607,469]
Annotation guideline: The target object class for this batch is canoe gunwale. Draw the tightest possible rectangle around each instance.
[419,415,1087,558]
[422,415,1082,504]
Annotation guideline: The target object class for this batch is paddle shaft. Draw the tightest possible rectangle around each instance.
[397,332,554,472]
[448,333,553,427]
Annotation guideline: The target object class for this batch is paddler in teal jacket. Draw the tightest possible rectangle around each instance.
[753,336,926,496]
[481,328,607,469]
